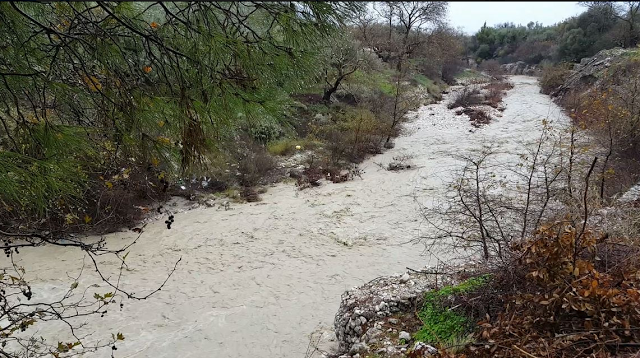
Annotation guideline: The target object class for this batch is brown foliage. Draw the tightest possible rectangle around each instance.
[565,75,640,198]
[466,223,640,358]
[240,186,261,202]
[448,87,483,109]
[456,108,492,127]
[447,80,512,127]
[234,136,277,188]
[479,59,504,80]
[483,81,514,108]
[294,154,362,190]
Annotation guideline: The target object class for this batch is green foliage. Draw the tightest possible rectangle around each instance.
[246,120,286,145]
[475,44,492,60]
[267,137,321,156]
[0,1,363,223]
[455,69,485,81]
[539,62,573,94]
[0,123,95,215]
[411,73,434,88]
[349,69,396,96]
[414,275,490,345]
[469,4,631,64]
[412,73,446,98]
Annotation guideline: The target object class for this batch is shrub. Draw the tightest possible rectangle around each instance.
[559,59,640,198]
[414,275,490,346]
[441,59,466,85]
[483,81,514,108]
[233,136,276,187]
[447,87,483,109]
[0,152,169,234]
[267,138,322,156]
[478,59,504,79]
[469,224,640,358]
[539,62,573,94]
[246,120,285,145]
[314,106,386,164]
[456,108,492,127]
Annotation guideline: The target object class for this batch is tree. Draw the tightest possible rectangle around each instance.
[393,2,448,42]
[0,2,364,356]
[350,3,376,46]
[558,28,590,61]
[581,1,640,47]
[414,25,465,83]
[475,44,492,60]
[390,2,448,70]
[322,32,366,103]
[0,1,363,232]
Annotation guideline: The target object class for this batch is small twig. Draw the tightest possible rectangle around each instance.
[575,156,598,263]
[512,344,540,358]
[406,267,449,275]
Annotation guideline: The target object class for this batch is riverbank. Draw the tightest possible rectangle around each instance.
[11,76,569,358]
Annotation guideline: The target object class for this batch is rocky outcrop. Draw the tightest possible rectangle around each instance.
[333,267,458,357]
[501,61,540,76]
[618,182,640,204]
[553,47,629,98]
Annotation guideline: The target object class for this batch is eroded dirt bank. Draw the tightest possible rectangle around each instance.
[11,76,569,358]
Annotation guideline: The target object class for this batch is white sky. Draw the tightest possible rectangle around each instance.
[447,2,584,34]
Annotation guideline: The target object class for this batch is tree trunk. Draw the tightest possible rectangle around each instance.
[323,86,338,103]
[323,74,345,103]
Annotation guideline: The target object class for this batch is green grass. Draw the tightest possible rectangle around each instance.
[413,275,490,347]
[307,103,330,115]
[412,73,447,97]
[455,68,485,80]
[266,137,322,156]
[412,73,435,88]
[349,69,396,96]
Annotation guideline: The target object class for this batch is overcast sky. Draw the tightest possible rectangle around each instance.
[447,2,584,34]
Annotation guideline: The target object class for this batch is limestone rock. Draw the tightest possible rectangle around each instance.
[399,331,411,341]
[553,47,629,98]
[333,268,447,354]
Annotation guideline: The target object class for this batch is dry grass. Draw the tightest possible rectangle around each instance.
[483,81,514,108]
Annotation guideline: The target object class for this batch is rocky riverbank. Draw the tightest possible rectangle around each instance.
[10,76,568,358]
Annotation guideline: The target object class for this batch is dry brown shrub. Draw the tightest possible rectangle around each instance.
[456,108,492,127]
[567,85,640,199]
[483,81,514,108]
[465,223,640,358]
[240,186,261,202]
[479,59,505,80]
[234,136,277,188]
[448,87,483,109]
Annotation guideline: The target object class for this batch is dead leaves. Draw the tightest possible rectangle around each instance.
[469,224,640,358]
[82,74,102,92]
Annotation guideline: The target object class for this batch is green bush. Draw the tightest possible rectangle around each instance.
[266,138,322,156]
[414,275,490,346]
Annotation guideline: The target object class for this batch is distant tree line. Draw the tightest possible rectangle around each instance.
[467,1,640,64]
